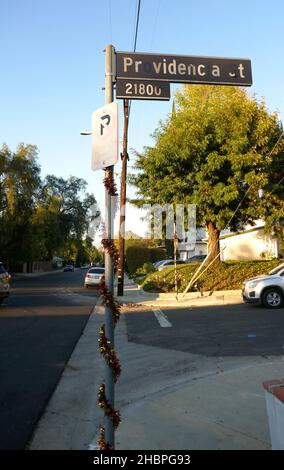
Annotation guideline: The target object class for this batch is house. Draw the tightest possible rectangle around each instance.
[220,225,282,261]
[178,228,207,261]
[178,222,283,261]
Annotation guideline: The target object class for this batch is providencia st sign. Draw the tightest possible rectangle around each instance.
[116,52,252,87]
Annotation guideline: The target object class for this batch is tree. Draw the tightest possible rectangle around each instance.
[131,85,284,264]
[0,143,41,267]
[0,144,100,269]
[37,175,99,262]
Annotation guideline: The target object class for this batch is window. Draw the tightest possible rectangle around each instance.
[89,268,105,274]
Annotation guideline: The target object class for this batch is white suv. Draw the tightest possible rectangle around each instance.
[242,263,284,309]
[0,262,10,304]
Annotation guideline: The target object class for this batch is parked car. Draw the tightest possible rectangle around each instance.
[185,255,207,263]
[84,267,105,288]
[242,263,284,308]
[0,262,10,304]
[157,260,185,271]
[153,260,168,268]
[80,264,90,270]
[63,264,74,272]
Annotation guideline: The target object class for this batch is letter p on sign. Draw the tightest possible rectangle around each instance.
[91,102,119,171]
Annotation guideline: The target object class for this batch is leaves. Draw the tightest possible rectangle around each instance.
[130,85,284,248]
[0,144,100,266]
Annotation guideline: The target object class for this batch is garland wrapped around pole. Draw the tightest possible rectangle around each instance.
[98,170,122,450]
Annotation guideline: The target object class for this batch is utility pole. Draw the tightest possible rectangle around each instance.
[173,217,178,301]
[117,99,129,296]
[104,43,115,447]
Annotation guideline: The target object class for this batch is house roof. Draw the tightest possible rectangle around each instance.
[219,225,266,240]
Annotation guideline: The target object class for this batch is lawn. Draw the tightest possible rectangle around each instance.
[140,259,281,293]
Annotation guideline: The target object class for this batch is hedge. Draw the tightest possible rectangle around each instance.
[125,243,165,275]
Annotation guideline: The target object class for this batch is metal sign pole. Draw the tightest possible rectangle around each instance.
[104,43,115,447]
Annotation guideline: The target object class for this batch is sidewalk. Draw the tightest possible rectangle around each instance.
[29,276,282,450]
[116,275,243,308]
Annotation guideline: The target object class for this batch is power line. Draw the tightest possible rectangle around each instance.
[129,0,142,118]
[133,0,141,52]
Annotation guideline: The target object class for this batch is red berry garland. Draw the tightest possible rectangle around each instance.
[98,384,121,428]
[103,174,118,197]
[98,172,122,450]
[98,324,121,382]
[101,238,119,273]
[97,426,113,451]
[99,277,121,324]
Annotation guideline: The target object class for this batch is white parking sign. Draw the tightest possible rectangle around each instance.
[91,102,119,171]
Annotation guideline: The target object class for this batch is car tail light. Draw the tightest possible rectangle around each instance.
[86,273,91,278]
[2,274,10,283]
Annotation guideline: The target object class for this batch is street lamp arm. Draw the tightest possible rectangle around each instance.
[80,129,93,136]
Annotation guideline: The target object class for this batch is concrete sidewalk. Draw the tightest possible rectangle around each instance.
[116,275,243,308]
[29,277,282,450]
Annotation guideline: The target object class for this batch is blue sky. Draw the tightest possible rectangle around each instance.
[1,0,284,236]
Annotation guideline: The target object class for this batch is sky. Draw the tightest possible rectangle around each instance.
[1,0,284,239]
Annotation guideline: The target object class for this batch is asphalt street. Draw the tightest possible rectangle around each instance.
[124,303,284,356]
[2,272,284,451]
[0,269,99,450]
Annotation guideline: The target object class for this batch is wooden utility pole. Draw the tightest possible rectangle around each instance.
[117,99,129,296]
[173,218,178,301]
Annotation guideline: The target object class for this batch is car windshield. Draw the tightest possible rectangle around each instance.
[89,268,105,274]
[269,263,284,275]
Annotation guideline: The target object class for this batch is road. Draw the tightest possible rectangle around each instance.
[2,274,284,450]
[0,269,99,450]
[124,303,284,356]
[113,301,284,424]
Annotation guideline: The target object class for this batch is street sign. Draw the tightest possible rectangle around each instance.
[91,102,119,171]
[116,52,252,86]
[116,79,170,101]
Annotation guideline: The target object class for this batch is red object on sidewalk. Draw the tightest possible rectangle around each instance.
[263,379,284,450]
[263,379,284,403]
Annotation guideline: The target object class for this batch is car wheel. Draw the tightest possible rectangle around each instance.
[261,288,284,309]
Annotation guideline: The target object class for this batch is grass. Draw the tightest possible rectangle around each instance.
[140,259,281,293]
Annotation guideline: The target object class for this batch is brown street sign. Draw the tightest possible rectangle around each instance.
[116,79,170,101]
[116,52,252,86]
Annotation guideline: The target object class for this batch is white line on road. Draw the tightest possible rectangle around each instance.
[152,308,172,328]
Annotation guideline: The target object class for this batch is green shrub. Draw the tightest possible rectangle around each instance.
[125,244,151,275]
[148,247,166,263]
[135,262,156,276]
[125,240,166,275]
[141,259,280,293]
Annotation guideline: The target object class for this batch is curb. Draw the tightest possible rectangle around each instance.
[141,289,242,300]
[117,284,243,308]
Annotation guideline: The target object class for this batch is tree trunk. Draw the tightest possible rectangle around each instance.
[206,221,221,266]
